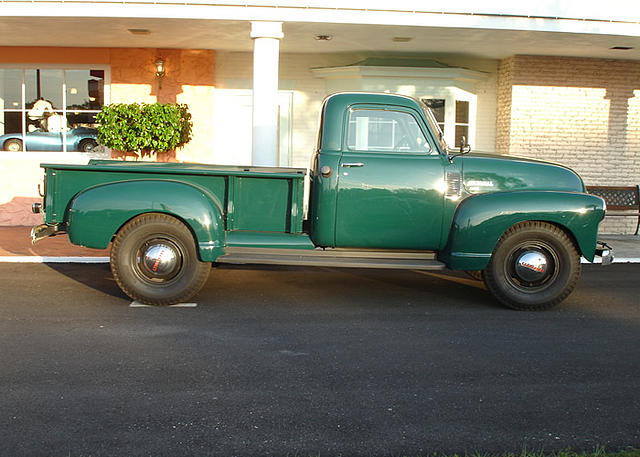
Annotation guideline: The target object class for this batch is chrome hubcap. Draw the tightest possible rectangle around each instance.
[506,242,559,292]
[136,239,182,282]
[515,250,549,283]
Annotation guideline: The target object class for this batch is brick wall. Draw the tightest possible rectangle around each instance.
[496,57,514,154]
[497,55,640,234]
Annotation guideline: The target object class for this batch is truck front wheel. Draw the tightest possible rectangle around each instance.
[483,222,581,311]
[111,213,211,305]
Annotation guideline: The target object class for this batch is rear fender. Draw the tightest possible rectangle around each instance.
[440,191,606,270]
[66,180,225,261]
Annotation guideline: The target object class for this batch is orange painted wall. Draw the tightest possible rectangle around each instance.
[0,46,216,162]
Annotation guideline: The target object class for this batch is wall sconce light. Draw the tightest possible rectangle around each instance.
[155,57,166,88]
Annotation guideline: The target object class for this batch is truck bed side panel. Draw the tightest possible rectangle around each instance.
[42,162,306,257]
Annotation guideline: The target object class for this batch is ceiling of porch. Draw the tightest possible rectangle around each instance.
[0,17,639,61]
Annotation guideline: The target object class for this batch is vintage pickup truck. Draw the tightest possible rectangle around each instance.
[31,92,612,310]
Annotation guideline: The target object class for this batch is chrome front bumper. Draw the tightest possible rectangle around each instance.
[595,241,614,266]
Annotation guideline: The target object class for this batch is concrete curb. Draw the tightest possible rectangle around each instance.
[0,256,638,264]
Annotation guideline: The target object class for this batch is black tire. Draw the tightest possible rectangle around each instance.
[78,139,98,153]
[4,138,23,152]
[110,213,211,305]
[465,270,484,281]
[483,221,581,311]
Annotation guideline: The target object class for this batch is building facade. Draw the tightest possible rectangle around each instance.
[1,1,639,232]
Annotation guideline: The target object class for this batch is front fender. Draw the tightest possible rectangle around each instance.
[440,191,605,270]
[66,180,225,261]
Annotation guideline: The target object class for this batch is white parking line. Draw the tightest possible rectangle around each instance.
[0,256,109,263]
[129,301,198,308]
[582,257,640,264]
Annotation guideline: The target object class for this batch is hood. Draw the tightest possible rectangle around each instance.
[460,154,585,195]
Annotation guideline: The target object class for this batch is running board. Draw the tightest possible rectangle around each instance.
[216,247,446,270]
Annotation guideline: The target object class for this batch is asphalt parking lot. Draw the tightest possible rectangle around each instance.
[0,263,639,457]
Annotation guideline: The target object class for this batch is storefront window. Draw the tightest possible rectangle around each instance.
[0,69,23,139]
[0,67,106,153]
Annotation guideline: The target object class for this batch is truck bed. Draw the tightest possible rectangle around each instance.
[41,159,307,234]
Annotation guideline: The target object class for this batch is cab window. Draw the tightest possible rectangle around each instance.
[346,109,430,153]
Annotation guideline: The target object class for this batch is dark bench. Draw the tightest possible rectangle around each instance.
[587,185,640,235]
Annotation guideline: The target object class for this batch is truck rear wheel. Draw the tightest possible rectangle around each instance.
[483,221,581,311]
[111,213,210,305]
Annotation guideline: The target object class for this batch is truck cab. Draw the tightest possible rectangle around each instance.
[310,93,450,251]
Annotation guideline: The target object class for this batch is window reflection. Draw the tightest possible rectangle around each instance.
[66,69,104,110]
[455,100,470,147]
[422,98,445,133]
[0,67,105,153]
[0,69,22,111]
[25,69,64,109]
[347,109,429,153]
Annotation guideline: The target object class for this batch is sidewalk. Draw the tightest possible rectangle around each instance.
[0,226,109,262]
[0,226,638,263]
[595,234,640,263]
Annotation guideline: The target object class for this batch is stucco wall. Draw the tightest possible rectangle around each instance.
[215,51,499,168]
[109,48,216,163]
[497,55,640,234]
[215,52,357,168]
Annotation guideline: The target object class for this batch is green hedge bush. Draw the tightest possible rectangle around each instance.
[96,103,193,159]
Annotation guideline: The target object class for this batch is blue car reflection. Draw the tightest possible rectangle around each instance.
[1,127,99,152]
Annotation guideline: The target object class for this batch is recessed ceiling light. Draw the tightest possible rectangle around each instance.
[392,37,413,43]
[128,28,151,35]
[610,46,633,50]
[314,35,333,41]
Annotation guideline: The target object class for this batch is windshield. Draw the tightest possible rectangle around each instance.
[419,100,449,153]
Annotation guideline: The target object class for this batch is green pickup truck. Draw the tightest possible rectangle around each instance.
[32,92,612,310]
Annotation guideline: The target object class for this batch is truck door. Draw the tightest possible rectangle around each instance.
[335,107,445,250]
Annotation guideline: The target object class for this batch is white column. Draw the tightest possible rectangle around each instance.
[251,21,283,167]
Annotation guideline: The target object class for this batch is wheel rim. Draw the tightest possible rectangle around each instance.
[80,141,96,152]
[7,141,21,152]
[504,242,559,293]
[134,238,183,284]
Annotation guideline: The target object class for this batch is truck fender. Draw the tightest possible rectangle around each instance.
[66,180,226,261]
[440,191,606,270]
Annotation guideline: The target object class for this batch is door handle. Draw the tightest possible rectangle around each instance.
[341,162,365,168]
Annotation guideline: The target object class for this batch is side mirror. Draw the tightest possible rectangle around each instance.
[448,136,472,163]
[459,136,471,154]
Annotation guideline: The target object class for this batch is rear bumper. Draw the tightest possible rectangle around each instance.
[595,241,614,266]
[30,224,63,245]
